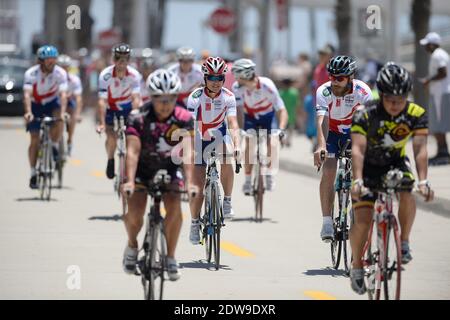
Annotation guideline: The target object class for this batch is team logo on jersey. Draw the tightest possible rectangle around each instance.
[104,73,111,81]
[391,123,411,141]
[344,95,355,105]
[192,89,202,98]
[323,87,331,97]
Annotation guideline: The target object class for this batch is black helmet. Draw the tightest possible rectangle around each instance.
[376,62,412,96]
[112,43,131,56]
[327,55,357,76]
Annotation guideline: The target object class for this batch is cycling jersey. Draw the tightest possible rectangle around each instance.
[351,101,428,167]
[232,76,285,120]
[187,87,237,140]
[23,64,68,105]
[126,103,194,180]
[67,73,82,109]
[168,63,204,107]
[316,79,373,134]
[98,65,142,111]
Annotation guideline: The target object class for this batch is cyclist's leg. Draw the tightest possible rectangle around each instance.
[123,184,148,249]
[162,177,183,259]
[66,99,76,146]
[350,203,374,269]
[396,158,416,243]
[49,100,63,145]
[27,103,42,170]
[243,115,256,178]
[189,164,206,221]
[105,110,118,159]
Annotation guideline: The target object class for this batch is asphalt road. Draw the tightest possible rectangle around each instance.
[1,114,449,300]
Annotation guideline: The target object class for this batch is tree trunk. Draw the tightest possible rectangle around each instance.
[335,0,351,55]
[411,0,431,107]
[148,0,166,49]
[76,0,93,50]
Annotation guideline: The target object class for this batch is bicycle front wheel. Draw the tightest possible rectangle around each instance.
[143,222,167,300]
[331,190,342,269]
[211,183,221,270]
[253,165,264,222]
[382,217,402,300]
[57,139,65,188]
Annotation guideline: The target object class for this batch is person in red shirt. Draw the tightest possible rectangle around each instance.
[313,44,335,97]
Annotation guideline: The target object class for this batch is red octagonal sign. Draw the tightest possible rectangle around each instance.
[209,7,236,35]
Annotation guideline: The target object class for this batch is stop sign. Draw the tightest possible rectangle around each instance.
[209,7,236,35]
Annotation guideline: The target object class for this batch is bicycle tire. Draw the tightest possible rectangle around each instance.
[341,192,351,274]
[119,154,127,214]
[57,139,65,188]
[204,195,213,263]
[331,190,342,269]
[211,183,221,270]
[41,140,52,201]
[383,218,402,300]
[253,164,263,222]
[143,219,166,300]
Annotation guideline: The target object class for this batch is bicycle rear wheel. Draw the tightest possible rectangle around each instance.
[57,139,65,188]
[382,217,402,300]
[331,191,342,269]
[253,164,263,222]
[211,183,221,270]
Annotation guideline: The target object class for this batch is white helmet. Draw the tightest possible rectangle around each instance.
[176,46,196,61]
[146,69,182,95]
[232,58,256,80]
[57,54,72,67]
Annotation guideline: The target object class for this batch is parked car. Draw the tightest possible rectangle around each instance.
[0,56,30,116]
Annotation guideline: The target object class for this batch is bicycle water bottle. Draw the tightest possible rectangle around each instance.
[335,169,344,190]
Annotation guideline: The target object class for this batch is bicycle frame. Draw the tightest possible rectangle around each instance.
[363,178,403,300]
[36,117,56,201]
[113,115,127,215]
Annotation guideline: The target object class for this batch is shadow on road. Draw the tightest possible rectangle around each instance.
[303,267,348,278]
[179,260,232,271]
[15,197,58,202]
[88,214,123,221]
[230,216,278,224]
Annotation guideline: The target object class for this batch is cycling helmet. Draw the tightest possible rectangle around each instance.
[57,54,72,67]
[112,43,131,56]
[37,45,59,59]
[376,62,412,96]
[327,55,357,76]
[146,69,181,95]
[231,58,256,80]
[176,46,196,61]
[202,57,228,76]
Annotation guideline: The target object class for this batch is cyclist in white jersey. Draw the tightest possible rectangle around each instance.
[168,47,204,108]
[187,56,241,244]
[231,58,288,193]
[23,45,68,189]
[139,57,157,105]
[314,55,373,242]
[96,43,142,179]
[57,54,83,156]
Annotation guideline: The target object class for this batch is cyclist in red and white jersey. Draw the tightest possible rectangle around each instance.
[187,57,241,244]
[96,43,142,179]
[168,47,204,108]
[23,45,68,189]
[313,56,373,242]
[231,58,288,194]
[57,54,83,156]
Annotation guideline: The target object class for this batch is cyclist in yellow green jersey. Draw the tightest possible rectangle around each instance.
[350,62,435,295]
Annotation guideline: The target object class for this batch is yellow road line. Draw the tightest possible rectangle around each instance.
[221,241,255,258]
[90,170,105,178]
[68,159,82,166]
[304,291,337,300]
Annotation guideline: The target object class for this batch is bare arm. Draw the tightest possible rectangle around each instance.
[276,108,289,130]
[131,93,141,109]
[97,98,107,126]
[412,134,428,182]
[59,91,67,116]
[75,94,83,121]
[351,133,367,181]
[23,89,32,118]
[125,135,141,184]
[227,115,241,155]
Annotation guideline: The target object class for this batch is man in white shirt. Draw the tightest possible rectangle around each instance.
[420,32,450,165]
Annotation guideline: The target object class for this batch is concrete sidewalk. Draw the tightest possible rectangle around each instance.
[278,133,450,218]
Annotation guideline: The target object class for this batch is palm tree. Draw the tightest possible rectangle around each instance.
[335,0,351,54]
[410,0,431,107]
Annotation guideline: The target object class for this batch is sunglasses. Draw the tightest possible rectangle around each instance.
[180,59,194,63]
[153,95,177,104]
[206,75,225,82]
[329,75,348,82]
[114,54,130,62]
